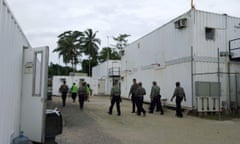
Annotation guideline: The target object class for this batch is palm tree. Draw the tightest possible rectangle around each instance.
[113,34,131,51]
[81,29,101,76]
[53,31,84,72]
[98,47,121,63]
[112,34,131,57]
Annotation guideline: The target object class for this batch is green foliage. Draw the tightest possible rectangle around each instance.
[52,30,130,75]
[98,47,121,63]
[81,29,101,60]
[81,59,98,76]
[53,31,84,71]
[113,34,131,50]
[48,62,75,77]
[80,29,101,76]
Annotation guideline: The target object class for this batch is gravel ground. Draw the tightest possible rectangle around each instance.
[47,96,240,144]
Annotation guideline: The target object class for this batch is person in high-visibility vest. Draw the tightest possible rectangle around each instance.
[71,83,78,103]
[86,84,91,102]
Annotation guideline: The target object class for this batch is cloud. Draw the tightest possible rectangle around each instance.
[6,0,240,66]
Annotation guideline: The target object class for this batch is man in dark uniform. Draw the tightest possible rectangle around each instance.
[135,82,146,116]
[128,78,138,113]
[78,82,87,110]
[171,82,186,118]
[59,80,69,107]
[108,81,121,116]
[149,81,164,115]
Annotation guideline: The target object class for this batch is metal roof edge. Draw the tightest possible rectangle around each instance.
[2,0,31,47]
[125,8,240,49]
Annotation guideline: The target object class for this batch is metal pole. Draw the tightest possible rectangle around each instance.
[191,46,194,110]
[89,57,90,76]
[107,36,110,60]
[217,48,221,120]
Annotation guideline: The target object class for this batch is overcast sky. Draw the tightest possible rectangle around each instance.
[6,0,240,65]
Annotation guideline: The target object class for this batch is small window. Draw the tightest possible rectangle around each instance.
[205,27,215,40]
[33,52,43,96]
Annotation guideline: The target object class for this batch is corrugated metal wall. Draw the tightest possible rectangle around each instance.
[193,10,226,57]
[0,0,31,143]
[121,10,193,107]
[92,60,121,95]
[192,10,240,109]
[121,9,240,109]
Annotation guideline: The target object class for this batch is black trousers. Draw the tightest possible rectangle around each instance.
[109,96,121,115]
[176,96,183,117]
[78,94,85,109]
[71,93,77,102]
[61,92,67,107]
[150,95,164,114]
[131,95,137,112]
[136,97,145,115]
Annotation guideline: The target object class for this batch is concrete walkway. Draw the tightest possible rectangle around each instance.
[47,96,240,144]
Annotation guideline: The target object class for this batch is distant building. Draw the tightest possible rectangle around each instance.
[121,9,240,112]
[52,75,94,96]
[92,60,121,95]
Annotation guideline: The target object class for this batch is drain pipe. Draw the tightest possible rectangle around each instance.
[217,48,221,120]
[191,46,194,110]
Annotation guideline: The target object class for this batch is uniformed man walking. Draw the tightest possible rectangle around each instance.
[78,82,87,110]
[108,81,121,116]
[128,78,138,113]
[171,82,186,118]
[59,80,69,107]
[149,81,164,115]
[135,82,146,116]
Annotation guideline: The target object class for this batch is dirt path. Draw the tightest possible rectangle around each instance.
[47,96,240,144]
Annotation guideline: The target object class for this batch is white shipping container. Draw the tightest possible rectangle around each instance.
[92,60,121,95]
[120,9,240,110]
[52,76,93,96]
[1,1,49,143]
[0,0,31,143]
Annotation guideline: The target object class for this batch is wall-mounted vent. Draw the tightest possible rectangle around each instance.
[174,18,187,29]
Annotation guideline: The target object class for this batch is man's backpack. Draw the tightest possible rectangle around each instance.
[60,85,68,93]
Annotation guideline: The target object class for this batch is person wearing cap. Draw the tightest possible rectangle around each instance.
[171,82,186,118]
[128,78,138,113]
[135,82,146,116]
[59,80,69,107]
[78,82,87,110]
[108,81,121,116]
[149,81,164,115]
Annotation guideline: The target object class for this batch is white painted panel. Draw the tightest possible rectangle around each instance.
[21,47,49,143]
[52,76,93,96]
[193,10,231,57]
[98,79,105,94]
[0,0,31,143]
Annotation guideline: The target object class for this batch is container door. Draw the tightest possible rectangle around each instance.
[98,79,105,94]
[20,46,49,143]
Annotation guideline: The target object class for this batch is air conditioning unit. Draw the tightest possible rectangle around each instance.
[174,18,187,29]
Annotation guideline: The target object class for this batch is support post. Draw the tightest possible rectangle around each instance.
[217,48,221,120]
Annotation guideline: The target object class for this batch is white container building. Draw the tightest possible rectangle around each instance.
[92,60,121,95]
[52,75,95,96]
[121,9,240,111]
[1,0,49,143]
